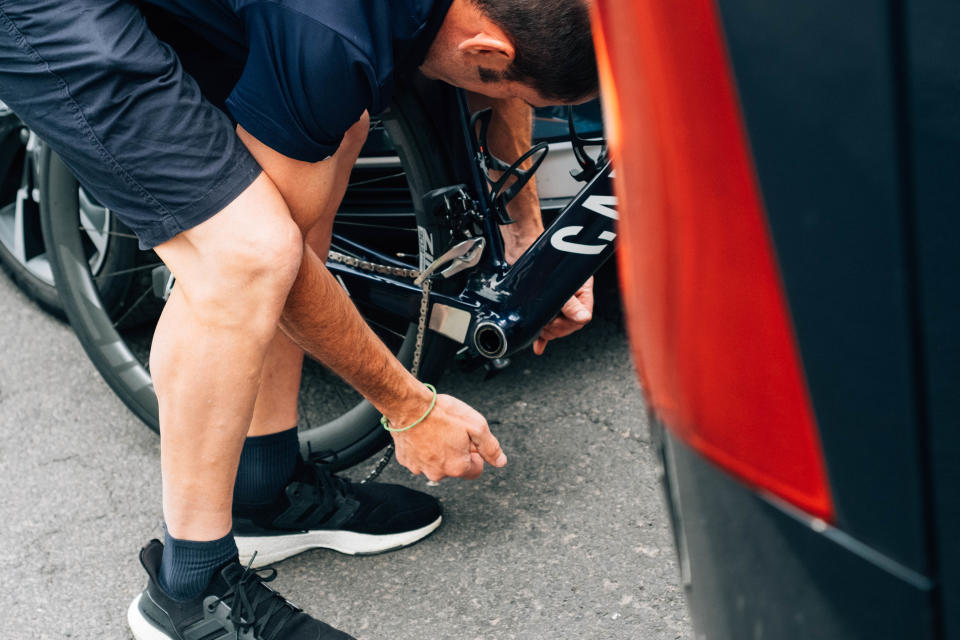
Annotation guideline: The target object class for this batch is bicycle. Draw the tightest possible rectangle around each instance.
[38,74,615,473]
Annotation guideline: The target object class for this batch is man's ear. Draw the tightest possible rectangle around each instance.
[458,33,515,66]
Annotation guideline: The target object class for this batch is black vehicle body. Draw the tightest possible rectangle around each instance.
[595,1,959,638]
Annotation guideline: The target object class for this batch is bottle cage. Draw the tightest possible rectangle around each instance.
[566,106,607,183]
[469,106,609,225]
[470,108,549,225]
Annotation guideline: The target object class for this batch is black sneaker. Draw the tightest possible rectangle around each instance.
[233,457,442,566]
[127,539,354,640]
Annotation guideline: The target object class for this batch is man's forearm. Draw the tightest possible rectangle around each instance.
[279,244,432,423]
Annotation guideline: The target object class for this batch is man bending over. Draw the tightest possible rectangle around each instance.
[0,0,597,637]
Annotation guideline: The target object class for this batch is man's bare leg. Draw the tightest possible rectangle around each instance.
[154,114,367,538]
[247,171,343,438]
[150,175,303,541]
[247,333,303,436]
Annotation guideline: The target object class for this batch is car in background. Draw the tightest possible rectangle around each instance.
[593,1,959,638]
[0,101,61,311]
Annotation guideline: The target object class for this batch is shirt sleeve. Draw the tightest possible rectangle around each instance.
[225,2,374,162]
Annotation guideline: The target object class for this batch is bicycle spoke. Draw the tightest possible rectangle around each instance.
[360,314,407,342]
[331,220,417,231]
[111,284,155,328]
[334,211,416,220]
[78,201,109,260]
[96,261,163,279]
[347,171,406,188]
[332,383,355,413]
[78,226,139,240]
[329,232,419,269]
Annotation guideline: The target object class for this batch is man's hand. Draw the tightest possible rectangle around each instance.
[533,276,594,355]
[503,232,595,356]
[390,394,507,482]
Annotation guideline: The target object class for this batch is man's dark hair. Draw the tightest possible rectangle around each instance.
[472,0,598,103]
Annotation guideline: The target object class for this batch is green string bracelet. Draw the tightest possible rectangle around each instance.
[381,384,437,433]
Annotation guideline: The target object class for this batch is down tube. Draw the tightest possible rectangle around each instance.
[482,161,616,352]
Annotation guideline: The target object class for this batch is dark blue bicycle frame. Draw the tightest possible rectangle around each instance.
[327,82,616,359]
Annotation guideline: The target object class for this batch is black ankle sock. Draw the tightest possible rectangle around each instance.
[233,426,299,506]
[158,529,237,601]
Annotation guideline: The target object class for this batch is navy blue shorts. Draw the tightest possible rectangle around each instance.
[0,0,262,249]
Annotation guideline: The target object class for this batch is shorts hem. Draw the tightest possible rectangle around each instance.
[136,153,263,250]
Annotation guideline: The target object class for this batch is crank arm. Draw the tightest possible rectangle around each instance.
[413,237,485,285]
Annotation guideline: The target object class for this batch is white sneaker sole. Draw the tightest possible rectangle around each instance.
[127,594,173,640]
[236,515,442,567]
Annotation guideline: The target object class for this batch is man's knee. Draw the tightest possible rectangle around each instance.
[155,178,304,331]
[220,216,303,294]
[183,225,301,334]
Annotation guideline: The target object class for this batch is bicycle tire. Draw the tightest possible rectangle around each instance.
[40,88,462,471]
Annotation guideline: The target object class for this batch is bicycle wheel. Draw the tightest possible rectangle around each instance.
[40,90,462,471]
[0,104,147,319]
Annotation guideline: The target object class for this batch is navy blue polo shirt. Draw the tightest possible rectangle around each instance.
[141,0,453,162]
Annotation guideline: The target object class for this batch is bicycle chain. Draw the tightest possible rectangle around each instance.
[327,250,421,280]
[326,250,431,483]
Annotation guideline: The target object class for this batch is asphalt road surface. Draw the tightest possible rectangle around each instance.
[0,266,691,640]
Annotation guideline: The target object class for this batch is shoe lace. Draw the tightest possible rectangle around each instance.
[210,553,299,640]
[304,446,356,510]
